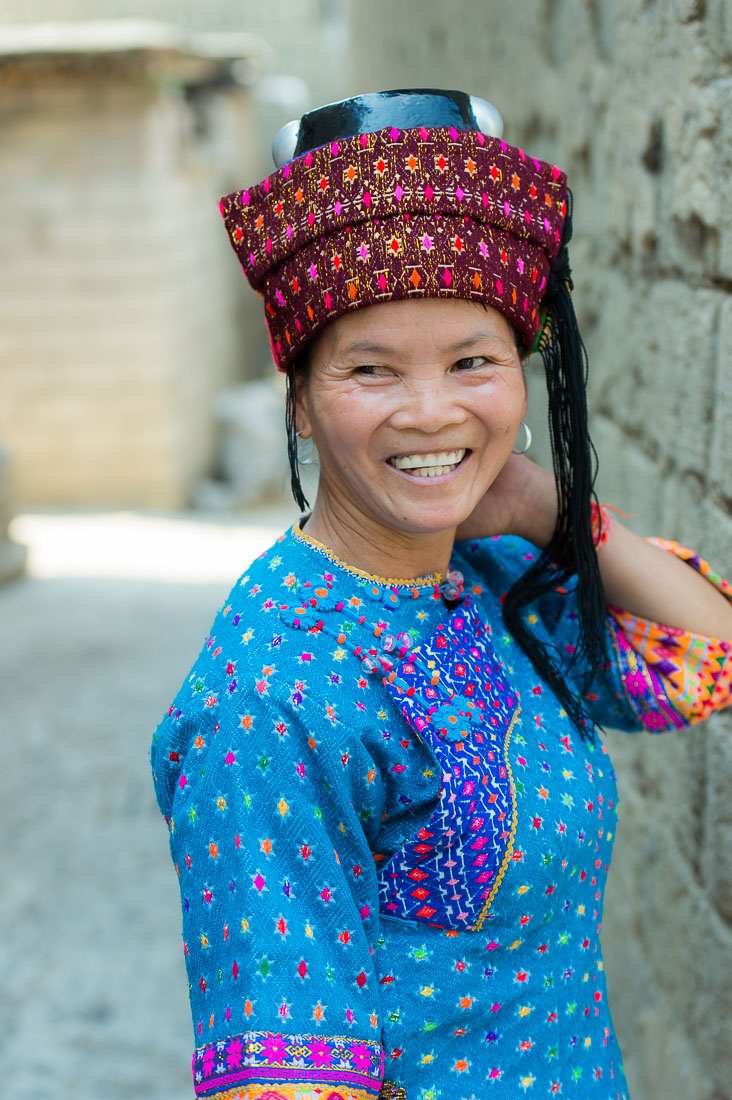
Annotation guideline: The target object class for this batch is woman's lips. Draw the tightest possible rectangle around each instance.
[387,448,469,478]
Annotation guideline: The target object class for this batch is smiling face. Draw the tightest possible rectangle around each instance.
[296,297,527,547]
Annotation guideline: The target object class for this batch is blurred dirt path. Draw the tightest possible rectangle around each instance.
[0,508,294,1100]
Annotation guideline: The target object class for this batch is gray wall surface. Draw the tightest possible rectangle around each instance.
[345,2,732,1098]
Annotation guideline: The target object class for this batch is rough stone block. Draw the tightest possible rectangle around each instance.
[602,737,715,1100]
[586,280,719,480]
[635,285,717,475]
[626,998,712,1100]
[700,712,732,921]
[586,275,645,427]
[712,78,732,279]
[699,499,732,581]
[709,297,732,502]
[592,416,664,533]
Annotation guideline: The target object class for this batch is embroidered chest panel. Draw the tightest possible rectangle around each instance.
[379,598,519,931]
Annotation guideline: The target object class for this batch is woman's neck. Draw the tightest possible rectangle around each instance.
[302,493,455,583]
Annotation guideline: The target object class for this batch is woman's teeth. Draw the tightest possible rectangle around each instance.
[389,449,466,477]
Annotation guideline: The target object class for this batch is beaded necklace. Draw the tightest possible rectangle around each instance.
[292,520,464,603]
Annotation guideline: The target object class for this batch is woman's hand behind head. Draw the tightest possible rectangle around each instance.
[455,455,558,549]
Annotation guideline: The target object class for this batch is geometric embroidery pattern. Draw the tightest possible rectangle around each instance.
[193,1032,383,1097]
[197,1087,374,1100]
[609,539,732,731]
[220,126,568,368]
[379,599,519,931]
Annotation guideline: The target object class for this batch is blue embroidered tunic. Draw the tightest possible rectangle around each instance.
[151,525,732,1100]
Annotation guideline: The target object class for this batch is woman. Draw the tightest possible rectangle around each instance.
[151,91,732,1100]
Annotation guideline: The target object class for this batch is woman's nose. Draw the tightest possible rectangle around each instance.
[388,376,467,433]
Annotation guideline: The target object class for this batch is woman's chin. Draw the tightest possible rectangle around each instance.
[381,498,476,538]
[379,476,487,536]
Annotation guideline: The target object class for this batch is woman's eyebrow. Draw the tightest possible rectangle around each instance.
[446,333,509,352]
[336,332,508,358]
[336,340,397,358]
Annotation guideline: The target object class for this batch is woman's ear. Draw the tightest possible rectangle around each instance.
[289,344,314,440]
[294,371,313,440]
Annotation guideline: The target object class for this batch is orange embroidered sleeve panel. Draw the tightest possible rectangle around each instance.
[607,540,732,731]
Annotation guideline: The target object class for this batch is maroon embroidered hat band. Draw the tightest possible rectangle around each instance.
[219,125,568,370]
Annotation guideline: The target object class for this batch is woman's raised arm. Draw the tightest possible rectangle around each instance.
[458,457,732,642]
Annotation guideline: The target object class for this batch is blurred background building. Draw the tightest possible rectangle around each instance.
[0,0,351,512]
[2,3,732,1099]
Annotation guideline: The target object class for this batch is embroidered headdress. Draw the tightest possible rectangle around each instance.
[219,90,606,735]
[220,90,565,368]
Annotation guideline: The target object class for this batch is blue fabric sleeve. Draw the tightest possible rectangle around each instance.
[456,536,641,732]
[151,595,386,1099]
[458,533,732,735]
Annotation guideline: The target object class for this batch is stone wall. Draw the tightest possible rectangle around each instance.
[346,2,732,1098]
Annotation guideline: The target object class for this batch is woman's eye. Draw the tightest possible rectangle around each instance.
[454,356,488,371]
[354,364,389,376]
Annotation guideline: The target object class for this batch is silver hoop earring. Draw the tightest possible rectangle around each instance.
[512,421,532,455]
[296,430,319,466]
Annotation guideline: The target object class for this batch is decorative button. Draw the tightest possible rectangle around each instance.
[365,584,383,602]
[279,603,319,630]
[441,569,464,602]
[382,587,401,609]
[310,584,344,612]
[429,700,481,742]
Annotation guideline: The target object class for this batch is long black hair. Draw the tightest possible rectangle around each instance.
[502,191,608,737]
